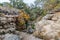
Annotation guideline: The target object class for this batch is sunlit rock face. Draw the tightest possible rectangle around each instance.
[33,11,60,40]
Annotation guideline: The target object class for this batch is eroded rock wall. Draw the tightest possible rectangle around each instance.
[0,15,20,40]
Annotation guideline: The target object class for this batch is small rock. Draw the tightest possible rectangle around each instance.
[27,28,34,34]
[0,26,3,29]
[3,33,20,40]
[43,14,54,20]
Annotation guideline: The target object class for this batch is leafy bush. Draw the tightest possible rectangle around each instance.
[17,10,30,27]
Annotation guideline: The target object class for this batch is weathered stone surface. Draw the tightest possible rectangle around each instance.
[33,12,60,40]
[19,32,42,40]
[27,26,34,34]
[0,16,16,33]
[0,6,19,15]
[3,33,20,40]
[0,14,21,40]
[0,26,3,29]
[42,14,54,20]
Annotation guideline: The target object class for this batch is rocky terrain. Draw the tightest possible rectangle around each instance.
[0,6,42,40]
[0,14,42,40]
[19,32,42,40]
[0,6,19,15]
[33,10,60,40]
[0,14,20,40]
[1,6,60,40]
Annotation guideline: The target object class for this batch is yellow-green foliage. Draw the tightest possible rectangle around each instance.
[54,4,60,9]
[17,10,30,26]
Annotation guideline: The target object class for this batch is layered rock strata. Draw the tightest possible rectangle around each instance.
[0,15,20,40]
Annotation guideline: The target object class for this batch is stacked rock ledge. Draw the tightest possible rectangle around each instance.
[0,14,20,40]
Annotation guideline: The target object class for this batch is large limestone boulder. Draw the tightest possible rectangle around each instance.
[33,11,60,40]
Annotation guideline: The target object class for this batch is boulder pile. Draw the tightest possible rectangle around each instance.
[0,14,20,40]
